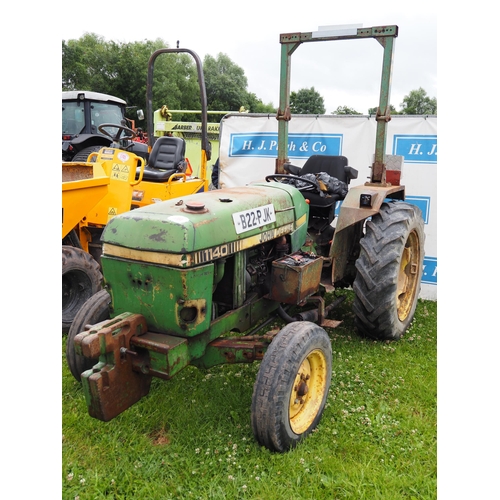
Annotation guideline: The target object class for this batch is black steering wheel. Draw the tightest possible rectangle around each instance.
[98,123,137,142]
[265,174,318,192]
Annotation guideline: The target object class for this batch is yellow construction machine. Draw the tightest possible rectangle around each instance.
[62,47,210,332]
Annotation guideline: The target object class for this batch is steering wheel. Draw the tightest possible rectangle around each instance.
[98,123,137,142]
[265,174,318,192]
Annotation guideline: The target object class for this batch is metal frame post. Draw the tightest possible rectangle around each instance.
[276,25,398,185]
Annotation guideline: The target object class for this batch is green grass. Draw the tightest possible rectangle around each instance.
[62,291,437,499]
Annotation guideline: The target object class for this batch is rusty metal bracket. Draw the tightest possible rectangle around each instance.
[191,331,278,369]
[276,106,292,121]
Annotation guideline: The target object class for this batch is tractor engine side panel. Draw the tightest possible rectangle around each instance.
[102,256,214,337]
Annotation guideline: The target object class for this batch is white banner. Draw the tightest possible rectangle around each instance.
[219,114,437,300]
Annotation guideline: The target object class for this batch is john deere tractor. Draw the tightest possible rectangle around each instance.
[66,27,425,452]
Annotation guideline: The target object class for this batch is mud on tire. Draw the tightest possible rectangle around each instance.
[62,245,102,333]
[352,201,425,341]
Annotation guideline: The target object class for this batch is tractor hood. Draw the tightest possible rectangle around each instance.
[102,183,309,266]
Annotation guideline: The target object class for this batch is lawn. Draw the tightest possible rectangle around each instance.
[62,291,437,499]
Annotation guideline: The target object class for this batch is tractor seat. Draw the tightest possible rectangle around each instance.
[136,136,187,182]
[295,155,358,232]
[298,155,357,208]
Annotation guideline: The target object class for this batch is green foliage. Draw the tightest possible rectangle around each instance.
[151,51,202,122]
[367,104,400,116]
[400,87,437,115]
[62,35,436,125]
[366,88,437,116]
[332,105,362,115]
[62,34,201,125]
[62,292,436,499]
[290,87,326,114]
[244,92,276,114]
[62,37,275,127]
[203,53,249,114]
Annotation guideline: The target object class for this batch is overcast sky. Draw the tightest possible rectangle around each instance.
[60,0,437,115]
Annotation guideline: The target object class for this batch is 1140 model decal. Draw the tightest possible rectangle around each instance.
[193,241,241,264]
[193,223,295,265]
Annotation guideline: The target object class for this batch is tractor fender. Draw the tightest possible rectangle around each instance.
[329,183,405,283]
[70,134,113,149]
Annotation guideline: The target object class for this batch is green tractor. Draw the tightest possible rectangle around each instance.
[66,26,425,452]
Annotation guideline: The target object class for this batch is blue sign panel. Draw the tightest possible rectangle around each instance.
[393,135,437,164]
[422,256,437,285]
[229,133,342,159]
[405,196,431,224]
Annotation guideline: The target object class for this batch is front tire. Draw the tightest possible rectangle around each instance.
[66,289,111,381]
[352,201,425,340]
[62,246,102,333]
[251,322,332,452]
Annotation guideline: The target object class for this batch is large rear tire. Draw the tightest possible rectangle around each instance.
[352,201,425,340]
[66,289,111,381]
[71,145,103,162]
[251,322,332,452]
[62,246,102,333]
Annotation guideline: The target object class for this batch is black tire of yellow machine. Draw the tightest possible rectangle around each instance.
[352,201,425,341]
[71,145,102,162]
[62,246,103,333]
[65,289,110,382]
[251,321,332,452]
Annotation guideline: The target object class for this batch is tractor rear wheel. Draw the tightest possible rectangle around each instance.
[251,322,332,452]
[66,289,111,381]
[352,201,425,341]
[71,145,103,162]
[62,246,102,333]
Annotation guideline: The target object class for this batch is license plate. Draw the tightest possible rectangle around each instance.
[232,204,276,234]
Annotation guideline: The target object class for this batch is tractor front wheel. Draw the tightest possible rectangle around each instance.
[251,322,332,452]
[66,289,111,381]
[352,201,425,341]
[62,246,102,333]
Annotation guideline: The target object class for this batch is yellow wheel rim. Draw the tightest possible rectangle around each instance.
[396,229,421,321]
[289,349,328,435]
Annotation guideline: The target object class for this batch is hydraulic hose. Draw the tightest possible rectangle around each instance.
[277,305,298,324]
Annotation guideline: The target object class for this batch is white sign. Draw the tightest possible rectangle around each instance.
[219,114,437,300]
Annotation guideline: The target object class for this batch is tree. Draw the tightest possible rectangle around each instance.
[332,105,361,115]
[367,104,399,115]
[62,37,278,128]
[400,87,437,115]
[62,34,112,92]
[62,34,209,125]
[150,50,203,121]
[289,87,325,114]
[203,53,249,117]
[244,92,275,114]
